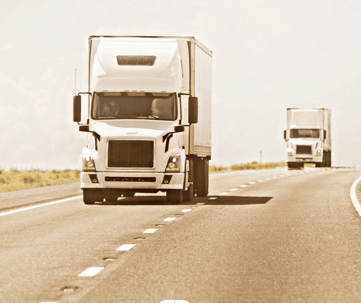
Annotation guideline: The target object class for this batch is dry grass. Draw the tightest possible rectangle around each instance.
[210,161,287,172]
[0,169,80,193]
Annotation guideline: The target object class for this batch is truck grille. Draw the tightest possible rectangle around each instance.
[105,177,156,182]
[296,145,312,155]
[108,140,154,168]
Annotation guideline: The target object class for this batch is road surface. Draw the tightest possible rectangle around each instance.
[1,168,361,303]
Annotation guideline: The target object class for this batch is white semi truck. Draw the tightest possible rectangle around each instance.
[284,108,331,169]
[73,36,212,204]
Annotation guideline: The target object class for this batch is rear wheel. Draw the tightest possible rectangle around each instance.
[194,158,209,197]
[167,190,183,204]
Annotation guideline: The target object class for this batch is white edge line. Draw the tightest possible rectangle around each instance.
[0,195,83,217]
[350,176,361,216]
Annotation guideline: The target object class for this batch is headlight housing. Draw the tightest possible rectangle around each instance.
[287,142,293,156]
[166,155,181,172]
[316,142,322,156]
[82,155,96,171]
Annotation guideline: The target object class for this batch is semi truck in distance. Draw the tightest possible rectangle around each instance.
[73,36,212,204]
[284,108,331,169]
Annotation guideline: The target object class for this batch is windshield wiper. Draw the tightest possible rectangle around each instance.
[135,115,159,119]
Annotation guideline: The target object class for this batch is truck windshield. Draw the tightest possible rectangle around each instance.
[290,129,320,138]
[92,92,177,120]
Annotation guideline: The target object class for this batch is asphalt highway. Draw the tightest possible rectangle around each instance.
[1,168,361,303]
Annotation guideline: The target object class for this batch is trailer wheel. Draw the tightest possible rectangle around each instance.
[167,190,183,204]
[83,189,98,205]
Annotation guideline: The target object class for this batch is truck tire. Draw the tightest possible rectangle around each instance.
[167,190,183,204]
[288,162,303,169]
[83,189,100,205]
[183,183,193,202]
[195,158,209,197]
[183,159,194,202]
[105,193,118,203]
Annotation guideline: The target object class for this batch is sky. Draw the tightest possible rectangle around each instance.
[0,0,361,169]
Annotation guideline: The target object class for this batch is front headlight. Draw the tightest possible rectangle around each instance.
[83,155,96,171]
[166,155,181,172]
[316,142,322,156]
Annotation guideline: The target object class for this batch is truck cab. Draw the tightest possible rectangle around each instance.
[284,108,331,169]
[73,36,212,204]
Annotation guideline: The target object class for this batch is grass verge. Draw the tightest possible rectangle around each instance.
[210,161,287,172]
[0,169,80,193]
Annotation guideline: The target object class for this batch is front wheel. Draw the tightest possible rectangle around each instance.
[83,189,101,205]
[167,190,183,204]
[183,183,194,202]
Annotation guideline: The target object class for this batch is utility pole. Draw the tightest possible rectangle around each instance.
[74,68,77,94]
[260,151,262,164]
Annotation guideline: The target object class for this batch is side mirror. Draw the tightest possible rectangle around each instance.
[174,125,185,133]
[73,95,81,122]
[323,130,327,140]
[189,97,198,124]
[79,125,90,132]
[284,130,286,140]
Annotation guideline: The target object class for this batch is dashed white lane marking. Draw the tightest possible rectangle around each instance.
[181,209,192,212]
[164,217,177,221]
[230,188,238,191]
[280,175,285,177]
[240,185,247,187]
[273,177,278,179]
[143,228,158,233]
[258,180,263,182]
[117,244,136,251]
[249,182,256,184]
[220,192,228,195]
[266,178,271,180]
[78,267,104,277]
[0,195,82,217]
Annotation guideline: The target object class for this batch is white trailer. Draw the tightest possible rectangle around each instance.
[284,108,331,169]
[73,36,212,204]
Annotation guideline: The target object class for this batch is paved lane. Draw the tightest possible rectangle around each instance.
[1,168,360,303]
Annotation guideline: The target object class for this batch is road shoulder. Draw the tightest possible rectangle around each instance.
[0,182,82,212]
